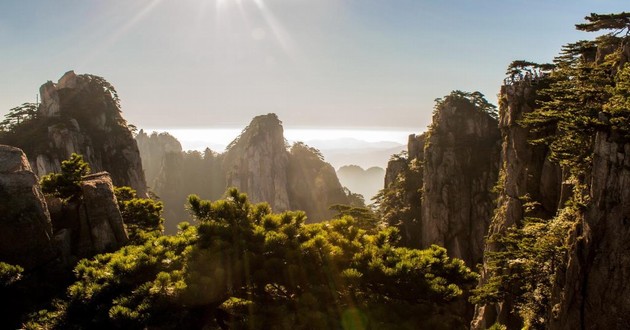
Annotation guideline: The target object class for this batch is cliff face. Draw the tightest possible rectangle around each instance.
[136,130,183,189]
[223,114,291,211]
[288,142,349,221]
[472,80,562,329]
[381,96,500,265]
[473,39,630,329]
[381,134,425,246]
[2,71,147,196]
[548,132,630,329]
[0,144,130,270]
[223,114,348,220]
[0,145,56,270]
[46,172,129,264]
[422,96,501,266]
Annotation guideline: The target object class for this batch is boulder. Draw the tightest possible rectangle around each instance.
[0,145,56,270]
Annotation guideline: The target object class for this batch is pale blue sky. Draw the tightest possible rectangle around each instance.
[1,1,627,131]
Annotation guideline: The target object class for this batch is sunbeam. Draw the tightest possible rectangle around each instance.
[78,0,164,68]
[250,0,297,61]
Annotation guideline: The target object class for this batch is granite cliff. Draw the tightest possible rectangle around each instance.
[471,78,561,329]
[0,146,129,269]
[381,92,501,266]
[0,145,56,270]
[473,35,630,329]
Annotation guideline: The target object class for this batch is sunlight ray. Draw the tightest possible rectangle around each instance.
[79,0,163,68]
[251,0,298,61]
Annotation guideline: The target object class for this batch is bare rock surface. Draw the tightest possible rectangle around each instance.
[0,145,56,270]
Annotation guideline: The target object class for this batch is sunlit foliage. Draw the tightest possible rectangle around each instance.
[27,188,476,329]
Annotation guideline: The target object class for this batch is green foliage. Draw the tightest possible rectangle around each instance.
[373,155,423,247]
[0,262,23,287]
[27,224,197,329]
[184,190,477,329]
[291,141,324,161]
[471,206,577,329]
[520,33,623,177]
[329,204,378,231]
[115,186,165,244]
[0,103,38,132]
[40,153,90,200]
[575,12,630,35]
[30,189,476,329]
[506,60,554,77]
[434,90,498,119]
[603,62,630,139]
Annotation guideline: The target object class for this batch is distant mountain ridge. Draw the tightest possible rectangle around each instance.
[138,114,351,232]
[336,165,385,202]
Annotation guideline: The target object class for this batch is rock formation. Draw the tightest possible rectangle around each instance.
[0,71,147,197]
[223,114,292,211]
[135,130,183,189]
[471,79,562,329]
[143,114,349,230]
[288,142,349,220]
[547,130,630,330]
[382,94,501,265]
[471,35,630,329]
[47,172,129,264]
[530,130,627,329]
[223,114,349,221]
[421,96,501,266]
[381,134,425,246]
[79,173,129,252]
[0,145,56,270]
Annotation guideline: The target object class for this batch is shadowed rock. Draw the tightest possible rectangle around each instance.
[0,145,56,270]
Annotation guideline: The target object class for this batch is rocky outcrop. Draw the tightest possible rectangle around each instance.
[223,114,349,219]
[471,80,561,329]
[382,96,500,265]
[547,131,630,330]
[421,96,501,266]
[135,130,183,189]
[48,172,128,263]
[223,114,292,211]
[0,145,56,270]
[1,71,147,197]
[384,134,425,189]
[80,173,128,252]
[288,143,349,221]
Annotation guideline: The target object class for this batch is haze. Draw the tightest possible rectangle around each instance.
[1,0,628,131]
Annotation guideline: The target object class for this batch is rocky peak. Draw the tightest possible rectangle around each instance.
[136,129,183,188]
[421,94,501,266]
[223,113,291,211]
[1,71,148,197]
[143,113,349,229]
[381,92,501,261]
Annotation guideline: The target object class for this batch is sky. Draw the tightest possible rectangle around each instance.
[1,0,628,133]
